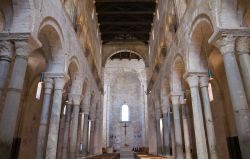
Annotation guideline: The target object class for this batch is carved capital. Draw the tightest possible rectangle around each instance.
[15,40,34,58]
[54,75,69,90]
[185,74,199,88]
[44,77,54,94]
[171,94,180,105]
[215,35,236,55]
[0,41,14,58]
[179,95,186,105]
[236,37,250,54]
[68,93,83,106]
[199,76,209,87]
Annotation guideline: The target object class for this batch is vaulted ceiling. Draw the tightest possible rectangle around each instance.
[95,0,156,44]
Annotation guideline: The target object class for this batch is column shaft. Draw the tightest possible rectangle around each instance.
[236,37,250,104]
[89,120,95,155]
[0,41,29,159]
[171,95,184,159]
[163,113,170,156]
[156,119,163,155]
[216,36,250,159]
[36,78,53,159]
[69,105,80,159]
[62,105,71,159]
[170,113,176,157]
[0,41,13,100]
[46,77,66,159]
[200,77,218,159]
[82,114,89,156]
[181,104,192,159]
[186,75,208,159]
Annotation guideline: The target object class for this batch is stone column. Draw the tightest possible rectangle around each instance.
[199,76,218,159]
[171,94,184,159]
[170,112,176,157]
[215,35,250,159]
[161,90,171,156]
[68,93,82,159]
[180,95,192,159]
[0,41,13,100]
[82,113,89,156]
[81,94,91,157]
[0,41,32,158]
[77,110,84,156]
[155,109,163,155]
[185,74,208,159]
[89,119,96,155]
[62,103,72,159]
[46,76,68,159]
[236,37,250,104]
[36,77,54,159]
[162,113,170,156]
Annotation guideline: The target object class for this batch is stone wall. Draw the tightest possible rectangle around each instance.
[103,59,147,150]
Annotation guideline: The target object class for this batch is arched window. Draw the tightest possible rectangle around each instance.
[121,104,129,122]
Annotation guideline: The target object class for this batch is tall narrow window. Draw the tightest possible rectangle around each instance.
[121,104,129,122]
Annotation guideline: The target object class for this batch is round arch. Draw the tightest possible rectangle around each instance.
[171,55,186,92]
[187,14,214,73]
[37,17,65,73]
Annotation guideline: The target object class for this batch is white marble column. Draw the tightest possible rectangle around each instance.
[81,93,91,157]
[180,95,192,159]
[68,93,82,159]
[170,112,176,157]
[0,41,32,159]
[215,35,250,159]
[171,94,184,159]
[0,41,13,100]
[82,113,89,156]
[162,113,170,156]
[199,76,218,159]
[62,103,72,159]
[185,74,208,159]
[236,37,250,104]
[36,77,54,159]
[89,118,96,155]
[155,109,163,155]
[46,76,68,159]
[161,92,171,156]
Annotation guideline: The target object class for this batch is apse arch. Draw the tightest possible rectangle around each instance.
[187,14,214,73]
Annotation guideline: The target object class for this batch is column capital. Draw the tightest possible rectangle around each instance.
[54,75,69,90]
[185,74,199,88]
[0,41,14,59]
[171,94,180,105]
[68,93,83,106]
[199,76,209,87]
[236,37,250,54]
[214,35,236,55]
[179,95,186,105]
[44,77,54,94]
[14,40,34,59]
